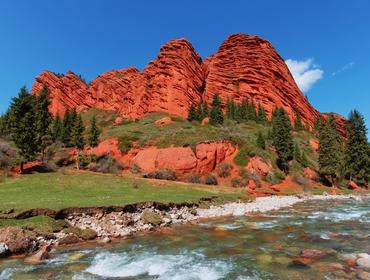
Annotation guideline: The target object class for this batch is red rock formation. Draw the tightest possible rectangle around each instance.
[31,33,345,133]
[32,71,90,117]
[89,139,237,175]
[202,34,320,127]
[246,156,271,176]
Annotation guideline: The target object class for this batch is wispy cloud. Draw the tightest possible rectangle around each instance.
[285,58,323,92]
[332,62,355,76]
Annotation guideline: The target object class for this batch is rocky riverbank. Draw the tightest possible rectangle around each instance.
[0,193,368,262]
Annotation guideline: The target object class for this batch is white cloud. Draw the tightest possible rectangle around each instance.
[285,58,323,92]
[332,62,354,76]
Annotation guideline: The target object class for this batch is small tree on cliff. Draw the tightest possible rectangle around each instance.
[318,118,343,187]
[187,103,196,122]
[201,102,209,119]
[226,98,235,119]
[71,114,85,170]
[8,87,38,173]
[53,114,63,142]
[210,94,224,125]
[294,112,303,131]
[257,104,267,124]
[35,86,52,162]
[88,115,100,148]
[344,110,370,184]
[272,107,294,173]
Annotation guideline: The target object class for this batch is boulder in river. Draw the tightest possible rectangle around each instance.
[0,242,9,257]
[0,227,34,254]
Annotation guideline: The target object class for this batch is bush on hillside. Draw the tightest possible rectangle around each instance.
[204,173,218,185]
[130,163,142,174]
[118,136,139,153]
[265,171,285,185]
[231,176,245,188]
[143,169,177,181]
[88,154,122,174]
[186,173,201,184]
[217,163,232,178]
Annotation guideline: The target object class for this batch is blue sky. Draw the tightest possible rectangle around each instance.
[1,0,369,131]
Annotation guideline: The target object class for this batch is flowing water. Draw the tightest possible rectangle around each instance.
[1,197,369,280]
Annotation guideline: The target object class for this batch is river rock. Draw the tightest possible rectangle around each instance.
[24,244,52,264]
[299,249,332,259]
[0,242,9,257]
[357,270,370,280]
[58,234,80,245]
[357,256,370,269]
[0,227,34,254]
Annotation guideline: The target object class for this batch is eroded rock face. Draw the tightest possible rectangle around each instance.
[32,33,345,133]
[90,139,237,175]
[32,71,90,117]
[202,34,320,127]
[246,156,271,176]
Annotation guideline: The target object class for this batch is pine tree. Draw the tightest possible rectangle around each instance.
[196,102,203,121]
[239,99,248,121]
[35,86,52,162]
[344,110,369,184]
[0,112,11,137]
[256,131,266,150]
[201,102,209,119]
[257,104,267,124]
[300,152,309,167]
[247,100,257,121]
[272,108,294,173]
[62,108,77,146]
[187,103,196,122]
[8,87,38,173]
[318,118,343,187]
[88,116,100,148]
[209,94,224,125]
[294,113,303,131]
[294,143,302,163]
[226,98,233,119]
[71,114,85,169]
[53,114,63,142]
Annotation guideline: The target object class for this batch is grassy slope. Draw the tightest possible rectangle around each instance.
[0,172,245,212]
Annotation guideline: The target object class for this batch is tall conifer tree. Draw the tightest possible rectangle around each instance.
[318,118,343,187]
[8,87,38,172]
[344,110,369,184]
[210,94,224,125]
[35,86,52,161]
[71,114,85,169]
[88,116,100,148]
[272,108,294,173]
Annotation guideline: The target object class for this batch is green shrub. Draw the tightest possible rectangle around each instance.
[118,135,139,153]
[234,145,257,166]
[217,163,232,178]
[265,171,285,185]
[186,173,201,184]
[231,177,245,188]
[130,163,142,174]
[63,227,97,240]
[143,169,177,181]
[88,155,122,174]
[204,174,218,185]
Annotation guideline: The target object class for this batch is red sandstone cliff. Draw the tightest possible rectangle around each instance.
[31,33,345,130]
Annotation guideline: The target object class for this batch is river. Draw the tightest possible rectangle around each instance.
[1,197,369,279]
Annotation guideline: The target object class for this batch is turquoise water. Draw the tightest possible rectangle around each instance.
[0,198,369,279]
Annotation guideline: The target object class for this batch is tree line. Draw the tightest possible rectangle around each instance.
[188,94,369,186]
[0,86,100,172]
